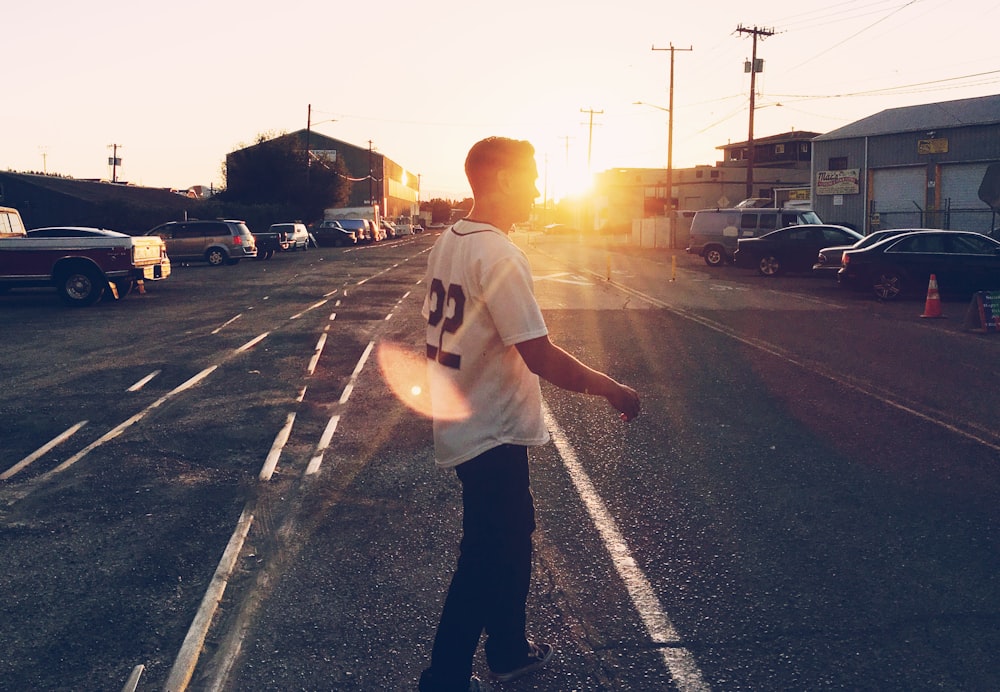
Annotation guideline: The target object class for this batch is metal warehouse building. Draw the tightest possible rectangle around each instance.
[811,93,1000,235]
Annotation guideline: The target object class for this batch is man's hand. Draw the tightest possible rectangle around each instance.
[608,383,640,422]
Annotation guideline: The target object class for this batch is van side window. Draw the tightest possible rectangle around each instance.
[758,214,777,231]
[781,213,798,227]
[740,214,758,231]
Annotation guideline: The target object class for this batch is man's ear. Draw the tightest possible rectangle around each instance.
[495,168,513,194]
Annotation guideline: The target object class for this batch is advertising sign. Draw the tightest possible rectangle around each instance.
[816,169,860,195]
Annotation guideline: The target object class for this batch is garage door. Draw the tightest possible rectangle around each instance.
[871,167,926,229]
[940,162,996,233]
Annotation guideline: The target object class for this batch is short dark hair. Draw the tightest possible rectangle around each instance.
[464,137,535,196]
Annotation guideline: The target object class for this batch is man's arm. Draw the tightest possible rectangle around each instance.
[515,335,641,421]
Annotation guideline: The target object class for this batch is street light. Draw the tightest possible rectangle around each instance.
[305,103,338,184]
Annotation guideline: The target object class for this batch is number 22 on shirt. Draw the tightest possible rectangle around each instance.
[426,278,465,369]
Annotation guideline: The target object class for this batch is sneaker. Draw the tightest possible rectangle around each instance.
[469,676,493,692]
[491,641,554,683]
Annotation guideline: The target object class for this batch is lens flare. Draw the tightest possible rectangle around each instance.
[376,342,470,421]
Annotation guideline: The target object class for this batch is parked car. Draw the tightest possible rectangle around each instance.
[392,220,412,236]
[734,224,862,276]
[2,218,171,306]
[253,226,289,259]
[687,207,823,266]
[838,230,1000,300]
[271,222,309,251]
[543,223,578,235]
[336,218,382,243]
[145,219,256,265]
[412,223,425,233]
[812,229,912,276]
[312,220,357,247]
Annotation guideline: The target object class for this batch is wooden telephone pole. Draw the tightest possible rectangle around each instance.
[736,24,775,200]
[652,43,692,246]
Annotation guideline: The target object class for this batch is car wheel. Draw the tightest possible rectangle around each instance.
[206,248,226,266]
[873,270,903,300]
[758,255,782,276]
[57,266,105,307]
[704,246,725,267]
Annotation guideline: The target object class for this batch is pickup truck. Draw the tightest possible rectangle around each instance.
[0,206,171,307]
[252,225,290,260]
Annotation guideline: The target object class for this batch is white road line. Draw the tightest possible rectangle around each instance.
[291,299,329,320]
[42,366,218,478]
[305,414,341,475]
[339,340,375,405]
[259,412,297,481]
[307,333,327,376]
[127,369,161,392]
[164,508,254,692]
[211,314,242,335]
[1,421,87,480]
[584,269,1000,453]
[236,332,270,353]
[543,403,710,692]
[121,664,145,692]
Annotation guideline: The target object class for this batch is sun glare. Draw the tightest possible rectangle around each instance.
[376,342,470,421]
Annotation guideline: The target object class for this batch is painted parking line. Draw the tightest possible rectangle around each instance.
[543,402,710,691]
[127,370,161,392]
[1,421,88,480]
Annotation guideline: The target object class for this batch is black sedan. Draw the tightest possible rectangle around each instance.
[812,229,912,276]
[311,221,357,247]
[734,224,863,276]
[838,230,1000,300]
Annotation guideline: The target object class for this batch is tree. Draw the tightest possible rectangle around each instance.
[421,198,455,224]
[222,132,350,221]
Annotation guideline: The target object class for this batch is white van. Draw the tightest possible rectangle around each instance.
[686,207,822,266]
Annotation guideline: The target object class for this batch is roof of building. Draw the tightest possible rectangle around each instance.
[0,171,199,208]
[718,130,822,149]
[814,93,1000,141]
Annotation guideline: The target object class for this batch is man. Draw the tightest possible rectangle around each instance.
[420,137,641,692]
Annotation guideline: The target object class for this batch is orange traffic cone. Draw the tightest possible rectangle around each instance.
[920,274,944,318]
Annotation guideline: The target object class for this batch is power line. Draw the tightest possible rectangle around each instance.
[769,68,1000,101]
[788,0,921,71]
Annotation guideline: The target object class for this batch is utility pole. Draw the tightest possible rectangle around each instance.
[107,143,123,183]
[579,107,603,170]
[305,103,312,186]
[579,108,603,234]
[368,140,376,211]
[652,43,692,247]
[736,24,775,200]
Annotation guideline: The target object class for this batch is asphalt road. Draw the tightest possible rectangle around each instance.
[1,232,999,691]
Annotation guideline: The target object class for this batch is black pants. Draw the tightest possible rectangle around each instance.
[419,444,536,691]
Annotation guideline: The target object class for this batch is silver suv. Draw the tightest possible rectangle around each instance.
[687,208,822,266]
[145,219,257,265]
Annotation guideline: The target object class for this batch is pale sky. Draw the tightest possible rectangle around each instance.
[5,0,999,201]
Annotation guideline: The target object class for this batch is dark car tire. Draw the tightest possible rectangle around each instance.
[57,266,105,307]
[206,248,227,266]
[758,255,782,276]
[704,246,725,267]
[872,270,903,300]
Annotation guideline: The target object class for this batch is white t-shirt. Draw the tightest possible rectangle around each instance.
[422,220,550,467]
